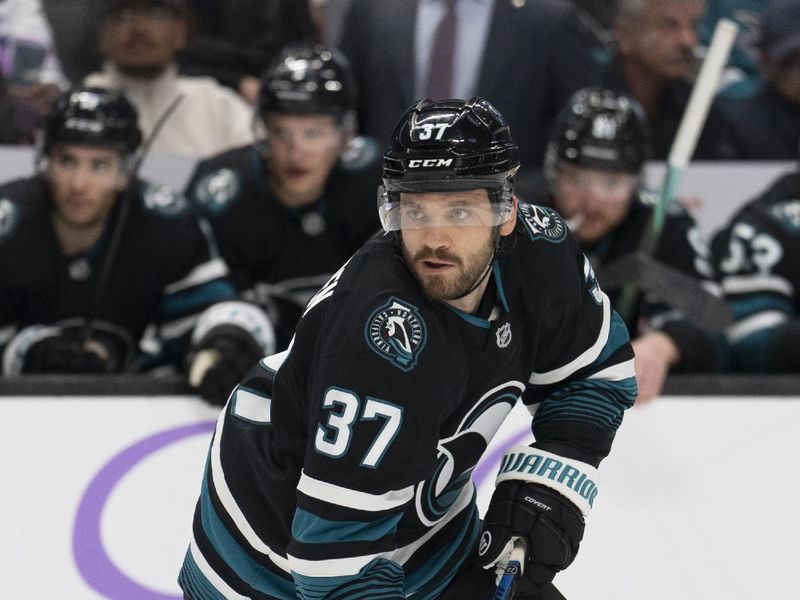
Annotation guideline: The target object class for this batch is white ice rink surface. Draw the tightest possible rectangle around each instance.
[1,394,798,599]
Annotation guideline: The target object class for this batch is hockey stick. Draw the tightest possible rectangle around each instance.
[597,252,732,331]
[80,93,186,355]
[492,539,526,600]
[614,18,739,324]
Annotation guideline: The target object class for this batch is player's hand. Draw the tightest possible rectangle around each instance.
[631,330,680,404]
[478,480,585,592]
[4,324,123,374]
[188,325,264,406]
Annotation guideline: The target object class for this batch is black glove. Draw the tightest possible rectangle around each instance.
[22,328,123,374]
[188,325,264,405]
[478,480,585,591]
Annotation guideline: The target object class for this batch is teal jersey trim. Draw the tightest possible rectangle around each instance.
[179,546,230,600]
[291,508,403,544]
[729,295,795,320]
[534,376,638,431]
[293,557,404,599]
[159,279,237,316]
[199,471,294,598]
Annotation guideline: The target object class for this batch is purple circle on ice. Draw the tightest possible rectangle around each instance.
[72,421,215,599]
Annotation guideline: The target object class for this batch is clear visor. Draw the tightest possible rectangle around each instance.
[378,180,513,231]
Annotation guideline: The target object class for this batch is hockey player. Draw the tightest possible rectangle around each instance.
[533,87,722,403]
[185,43,382,351]
[711,159,800,372]
[0,86,274,404]
[178,98,637,599]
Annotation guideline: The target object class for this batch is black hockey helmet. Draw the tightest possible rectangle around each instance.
[378,97,520,231]
[545,87,649,176]
[44,87,143,156]
[258,44,356,118]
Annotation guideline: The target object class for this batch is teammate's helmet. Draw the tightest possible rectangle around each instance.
[44,87,142,156]
[545,87,649,176]
[378,97,520,232]
[258,44,356,117]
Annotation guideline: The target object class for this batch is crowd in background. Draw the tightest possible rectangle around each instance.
[0,0,798,403]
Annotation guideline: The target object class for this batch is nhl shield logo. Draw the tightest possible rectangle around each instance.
[365,297,427,371]
[496,322,512,348]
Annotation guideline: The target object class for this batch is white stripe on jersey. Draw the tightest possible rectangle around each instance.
[722,273,794,297]
[165,257,229,294]
[210,408,292,573]
[296,472,415,512]
[726,310,789,343]
[189,537,250,599]
[288,484,474,579]
[231,388,271,424]
[588,358,636,382]
[528,291,611,386]
[288,550,391,578]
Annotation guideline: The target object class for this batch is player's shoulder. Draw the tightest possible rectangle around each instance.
[0,176,47,245]
[730,172,800,236]
[187,144,257,214]
[514,202,572,247]
[336,135,382,175]
[132,180,193,220]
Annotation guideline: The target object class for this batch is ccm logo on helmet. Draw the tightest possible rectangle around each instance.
[407,158,454,168]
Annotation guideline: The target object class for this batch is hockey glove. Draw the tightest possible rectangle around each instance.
[3,324,125,375]
[187,302,276,405]
[478,446,597,591]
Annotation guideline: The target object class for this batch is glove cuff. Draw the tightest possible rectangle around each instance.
[495,445,600,519]
[192,301,276,355]
[2,325,61,375]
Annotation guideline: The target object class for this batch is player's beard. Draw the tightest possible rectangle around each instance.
[403,230,497,302]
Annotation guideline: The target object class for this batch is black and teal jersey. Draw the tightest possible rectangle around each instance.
[178,204,637,599]
[185,141,382,350]
[711,172,800,371]
[0,174,236,369]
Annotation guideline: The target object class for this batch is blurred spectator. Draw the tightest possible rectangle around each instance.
[571,0,618,67]
[339,0,597,184]
[607,0,737,160]
[1,0,67,141]
[532,87,722,402]
[699,0,766,98]
[185,44,381,350]
[0,87,275,405]
[178,0,317,105]
[712,156,800,373]
[83,0,254,158]
[720,0,800,159]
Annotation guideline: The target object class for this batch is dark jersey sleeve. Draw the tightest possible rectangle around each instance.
[711,174,800,371]
[514,205,637,467]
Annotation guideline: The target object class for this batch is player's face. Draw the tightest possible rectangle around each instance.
[99,4,187,74]
[617,0,702,80]
[400,189,515,311]
[265,113,343,207]
[553,163,637,244]
[47,144,126,229]
[765,52,800,105]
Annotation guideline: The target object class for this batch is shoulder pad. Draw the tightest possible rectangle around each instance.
[516,202,568,243]
[339,135,382,172]
[141,182,189,218]
[767,199,800,234]
[192,167,242,214]
[0,197,20,243]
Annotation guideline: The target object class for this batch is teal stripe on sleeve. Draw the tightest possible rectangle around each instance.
[199,472,294,598]
[291,508,403,544]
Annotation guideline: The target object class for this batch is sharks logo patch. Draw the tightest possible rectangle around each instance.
[365,297,427,372]
[518,204,567,242]
[769,200,800,234]
[194,168,241,214]
[0,198,18,242]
